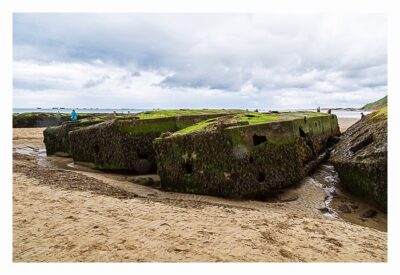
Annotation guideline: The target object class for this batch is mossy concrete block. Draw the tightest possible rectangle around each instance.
[43,117,109,156]
[13,113,71,128]
[154,112,340,198]
[330,108,387,212]
[12,112,105,128]
[68,111,238,174]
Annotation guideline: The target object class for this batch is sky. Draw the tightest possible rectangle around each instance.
[13,13,387,109]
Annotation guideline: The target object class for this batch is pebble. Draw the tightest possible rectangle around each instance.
[277,190,299,202]
[361,209,378,219]
[318,207,330,214]
[338,204,352,213]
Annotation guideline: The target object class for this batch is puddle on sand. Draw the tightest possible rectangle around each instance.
[15,145,387,232]
[14,146,51,167]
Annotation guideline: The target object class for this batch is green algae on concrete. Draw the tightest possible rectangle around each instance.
[176,111,331,134]
[154,112,340,198]
[331,107,387,212]
[43,116,113,156]
[43,113,150,156]
[135,109,243,120]
[68,110,244,174]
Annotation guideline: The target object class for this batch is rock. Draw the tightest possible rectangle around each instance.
[350,204,359,210]
[361,209,378,219]
[171,245,189,252]
[330,107,387,212]
[338,204,352,213]
[318,207,330,214]
[277,190,299,202]
[134,177,155,186]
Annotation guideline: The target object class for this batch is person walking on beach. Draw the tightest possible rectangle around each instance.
[317,106,321,112]
[71,109,78,121]
[361,112,365,119]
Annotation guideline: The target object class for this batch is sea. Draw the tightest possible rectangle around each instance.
[13,108,370,119]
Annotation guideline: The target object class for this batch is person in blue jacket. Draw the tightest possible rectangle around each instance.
[71,109,78,121]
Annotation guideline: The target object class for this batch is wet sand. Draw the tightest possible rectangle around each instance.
[12,125,387,262]
[337,117,359,132]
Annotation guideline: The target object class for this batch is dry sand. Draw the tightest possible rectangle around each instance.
[12,125,387,262]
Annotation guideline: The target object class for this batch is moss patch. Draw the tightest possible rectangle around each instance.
[118,120,178,135]
[136,109,243,120]
[370,106,387,118]
[176,111,334,134]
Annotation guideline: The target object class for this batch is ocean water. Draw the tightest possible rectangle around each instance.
[13,108,370,119]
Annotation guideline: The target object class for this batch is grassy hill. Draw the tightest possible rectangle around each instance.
[362,95,387,110]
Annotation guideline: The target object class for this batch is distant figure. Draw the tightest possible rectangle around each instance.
[361,112,365,119]
[71,109,78,121]
[327,109,332,114]
[317,106,321,112]
[113,111,117,116]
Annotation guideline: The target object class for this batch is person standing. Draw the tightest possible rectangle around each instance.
[71,109,78,121]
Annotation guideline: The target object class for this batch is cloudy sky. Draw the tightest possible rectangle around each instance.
[13,13,387,109]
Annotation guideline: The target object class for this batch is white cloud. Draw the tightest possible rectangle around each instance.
[13,13,387,108]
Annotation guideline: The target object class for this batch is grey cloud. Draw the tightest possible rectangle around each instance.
[13,13,387,108]
[131,72,141,77]
[82,75,110,88]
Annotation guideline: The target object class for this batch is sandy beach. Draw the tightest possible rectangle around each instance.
[337,117,360,132]
[12,118,387,262]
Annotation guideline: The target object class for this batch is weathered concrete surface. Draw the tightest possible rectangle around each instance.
[43,117,110,156]
[69,110,242,173]
[154,112,340,198]
[13,112,102,128]
[331,107,387,212]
